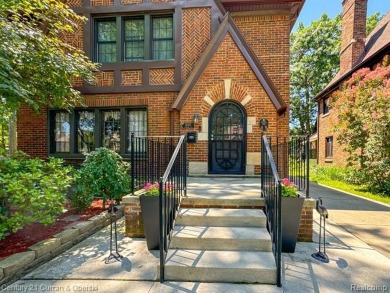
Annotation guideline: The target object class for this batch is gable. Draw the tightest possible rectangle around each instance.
[171,13,287,114]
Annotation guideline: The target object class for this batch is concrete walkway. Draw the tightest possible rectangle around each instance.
[3,177,390,292]
[309,182,390,259]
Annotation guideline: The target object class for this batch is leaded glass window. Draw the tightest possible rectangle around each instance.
[97,19,117,63]
[152,16,174,60]
[103,110,121,152]
[124,18,145,61]
[54,112,70,153]
[77,111,95,154]
[128,110,147,152]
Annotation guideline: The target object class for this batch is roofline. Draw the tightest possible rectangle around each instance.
[171,13,287,113]
[314,42,390,102]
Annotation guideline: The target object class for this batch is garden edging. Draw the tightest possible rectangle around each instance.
[0,205,124,287]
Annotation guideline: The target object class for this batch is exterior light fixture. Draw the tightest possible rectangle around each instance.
[193,114,200,124]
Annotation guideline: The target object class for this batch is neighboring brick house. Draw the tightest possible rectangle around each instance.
[17,0,304,175]
[315,0,390,166]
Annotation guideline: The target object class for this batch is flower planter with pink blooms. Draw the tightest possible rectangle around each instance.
[139,182,174,250]
[281,178,304,253]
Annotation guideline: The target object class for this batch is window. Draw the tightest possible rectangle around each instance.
[53,112,70,153]
[124,18,145,61]
[323,98,330,115]
[325,136,333,159]
[96,19,117,63]
[102,110,121,153]
[152,16,174,60]
[95,15,174,63]
[77,111,95,153]
[49,108,147,156]
[128,110,147,152]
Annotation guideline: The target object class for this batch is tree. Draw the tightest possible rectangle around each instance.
[331,57,390,195]
[290,14,342,135]
[290,13,383,135]
[0,0,98,114]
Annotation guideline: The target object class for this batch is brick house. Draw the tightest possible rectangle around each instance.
[17,0,304,175]
[315,0,390,166]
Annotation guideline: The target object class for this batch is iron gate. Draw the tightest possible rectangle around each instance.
[209,101,246,174]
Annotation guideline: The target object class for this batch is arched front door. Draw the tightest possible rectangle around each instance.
[209,101,246,174]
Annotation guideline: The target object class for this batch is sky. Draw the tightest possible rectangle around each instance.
[294,0,390,30]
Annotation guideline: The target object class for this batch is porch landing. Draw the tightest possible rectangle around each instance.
[183,177,264,208]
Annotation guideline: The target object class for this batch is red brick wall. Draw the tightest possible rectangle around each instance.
[17,105,48,159]
[317,96,349,167]
[182,7,211,83]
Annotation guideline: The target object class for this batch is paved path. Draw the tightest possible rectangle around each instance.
[3,177,390,292]
[309,182,390,258]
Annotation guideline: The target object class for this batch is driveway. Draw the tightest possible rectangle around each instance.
[309,182,390,259]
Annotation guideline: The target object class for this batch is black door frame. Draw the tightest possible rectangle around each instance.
[208,100,247,174]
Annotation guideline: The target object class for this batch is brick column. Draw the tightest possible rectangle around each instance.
[298,198,315,242]
[123,195,144,238]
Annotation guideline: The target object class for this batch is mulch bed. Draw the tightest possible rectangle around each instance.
[0,200,106,260]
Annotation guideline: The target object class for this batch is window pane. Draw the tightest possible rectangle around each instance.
[98,43,117,62]
[96,19,117,63]
[152,16,174,60]
[128,110,147,152]
[54,112,70,153]
[124,19,144,61]
[77,111,95,154]
[97,20,117,42]
[103,110,121,152]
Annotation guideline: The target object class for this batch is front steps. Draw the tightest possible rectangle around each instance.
[162,198,277,284]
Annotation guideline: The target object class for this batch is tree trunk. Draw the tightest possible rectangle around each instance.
[8,112,17,156]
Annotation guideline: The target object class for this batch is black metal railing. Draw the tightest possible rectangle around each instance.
[130,134,181,193]
[158,135,187,282]
[261,135,282,287]
[267,135,310,198]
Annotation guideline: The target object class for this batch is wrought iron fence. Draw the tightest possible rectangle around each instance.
[158,135,187,283]
[130,134,181,193]
[267,135,310,198]
[129,134,187,282]
[261,135,282,287]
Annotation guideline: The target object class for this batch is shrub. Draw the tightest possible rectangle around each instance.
[0,152,73,239]
[73,148,131,211]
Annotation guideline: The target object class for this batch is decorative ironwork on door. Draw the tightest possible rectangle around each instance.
[209,101,246,174]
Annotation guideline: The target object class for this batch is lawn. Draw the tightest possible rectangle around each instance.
[310,167,390,205]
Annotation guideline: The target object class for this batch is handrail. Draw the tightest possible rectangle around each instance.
[261,134,282,287]
[159,135,187,283]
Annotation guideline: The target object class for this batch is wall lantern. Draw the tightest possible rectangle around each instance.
[193,114,200,124]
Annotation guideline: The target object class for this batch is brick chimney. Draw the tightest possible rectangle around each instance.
[340,0,367,73]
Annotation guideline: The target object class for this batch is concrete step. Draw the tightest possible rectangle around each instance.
[170,226,272,251]
[176,208,266,227]
[181,197,264,208]
[163,249,277,284]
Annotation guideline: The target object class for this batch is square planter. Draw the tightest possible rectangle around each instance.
[281,196,305,253]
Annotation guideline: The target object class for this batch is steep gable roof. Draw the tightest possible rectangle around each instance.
[171,13,287,114]
[315,11,390,101]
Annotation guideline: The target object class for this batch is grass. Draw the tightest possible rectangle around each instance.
[311,179,390,205]
[310,165,390,205]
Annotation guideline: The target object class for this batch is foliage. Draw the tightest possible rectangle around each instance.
[290,13,342,135]
[0,153,73,239]
[290,13,382,135]
[281,178,298,198]
[331,57,390,196]
[0,0,98,113]
[143,182,174,196]
[73,148,131,211]
[309,165,390,205]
